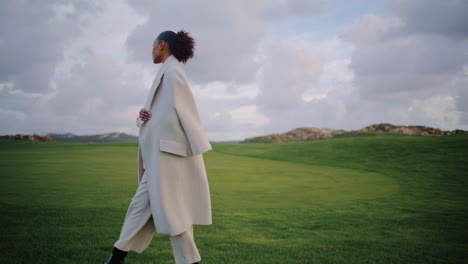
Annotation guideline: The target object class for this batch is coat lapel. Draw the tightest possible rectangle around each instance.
[143,55,179,110]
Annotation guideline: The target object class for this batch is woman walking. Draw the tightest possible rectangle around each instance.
[104,30,212,264]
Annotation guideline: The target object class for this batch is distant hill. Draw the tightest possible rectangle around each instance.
[46,132,138,143]
[243,123,468,143]
[0,134,56,142]
[3,122,467,144]
[244,127,347,143]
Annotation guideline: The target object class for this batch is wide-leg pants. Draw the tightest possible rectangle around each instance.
[113,171,202,264]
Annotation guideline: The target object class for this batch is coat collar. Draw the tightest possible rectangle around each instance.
[143,54,179,109]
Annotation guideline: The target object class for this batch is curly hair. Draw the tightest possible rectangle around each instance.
[156,30,195,63]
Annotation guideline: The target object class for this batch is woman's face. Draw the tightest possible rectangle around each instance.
[152,40,163,64]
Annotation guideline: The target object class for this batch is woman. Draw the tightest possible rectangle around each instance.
[104,30,212,264]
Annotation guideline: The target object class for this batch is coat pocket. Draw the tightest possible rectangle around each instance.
[159,138,188,156]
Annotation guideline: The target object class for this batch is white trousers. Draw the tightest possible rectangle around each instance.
[113,171,201,264]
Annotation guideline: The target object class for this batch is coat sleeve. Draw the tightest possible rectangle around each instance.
[166,68,212,156]
[136,117,145,128]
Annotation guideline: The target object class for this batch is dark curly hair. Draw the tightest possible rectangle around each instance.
[156,30,195,63]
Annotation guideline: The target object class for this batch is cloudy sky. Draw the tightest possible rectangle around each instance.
[1,0,467,141]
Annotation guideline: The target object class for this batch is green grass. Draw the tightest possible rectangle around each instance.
[0,134,467,263]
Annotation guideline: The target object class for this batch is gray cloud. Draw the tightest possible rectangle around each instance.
[3,0,466,140]
[0,50,147,135]
[260,0,327,20]
[0,0,102,94]
[52,52,146,117]
[0,0,145,135]
[341,0,468,125]
[124,0,326,85]
[388,0,468,38]
[256,39,323,112]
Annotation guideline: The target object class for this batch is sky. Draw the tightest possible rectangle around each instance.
[1,0,467,141]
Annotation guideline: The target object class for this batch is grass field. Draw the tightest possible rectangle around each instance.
[0,133,467,263]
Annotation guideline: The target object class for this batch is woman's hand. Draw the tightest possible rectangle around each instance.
[139,108,152,121]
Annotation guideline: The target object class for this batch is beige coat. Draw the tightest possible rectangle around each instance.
[135,55,212,237]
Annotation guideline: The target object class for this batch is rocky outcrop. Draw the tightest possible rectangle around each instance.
[243,123,468,143]
[359,123,468,136]
[1,134,56,142]
[244,127,346,143]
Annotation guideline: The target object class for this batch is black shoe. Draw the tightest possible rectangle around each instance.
[104,246,128,264]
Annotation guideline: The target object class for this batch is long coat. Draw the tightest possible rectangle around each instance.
[134,55,212,239]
